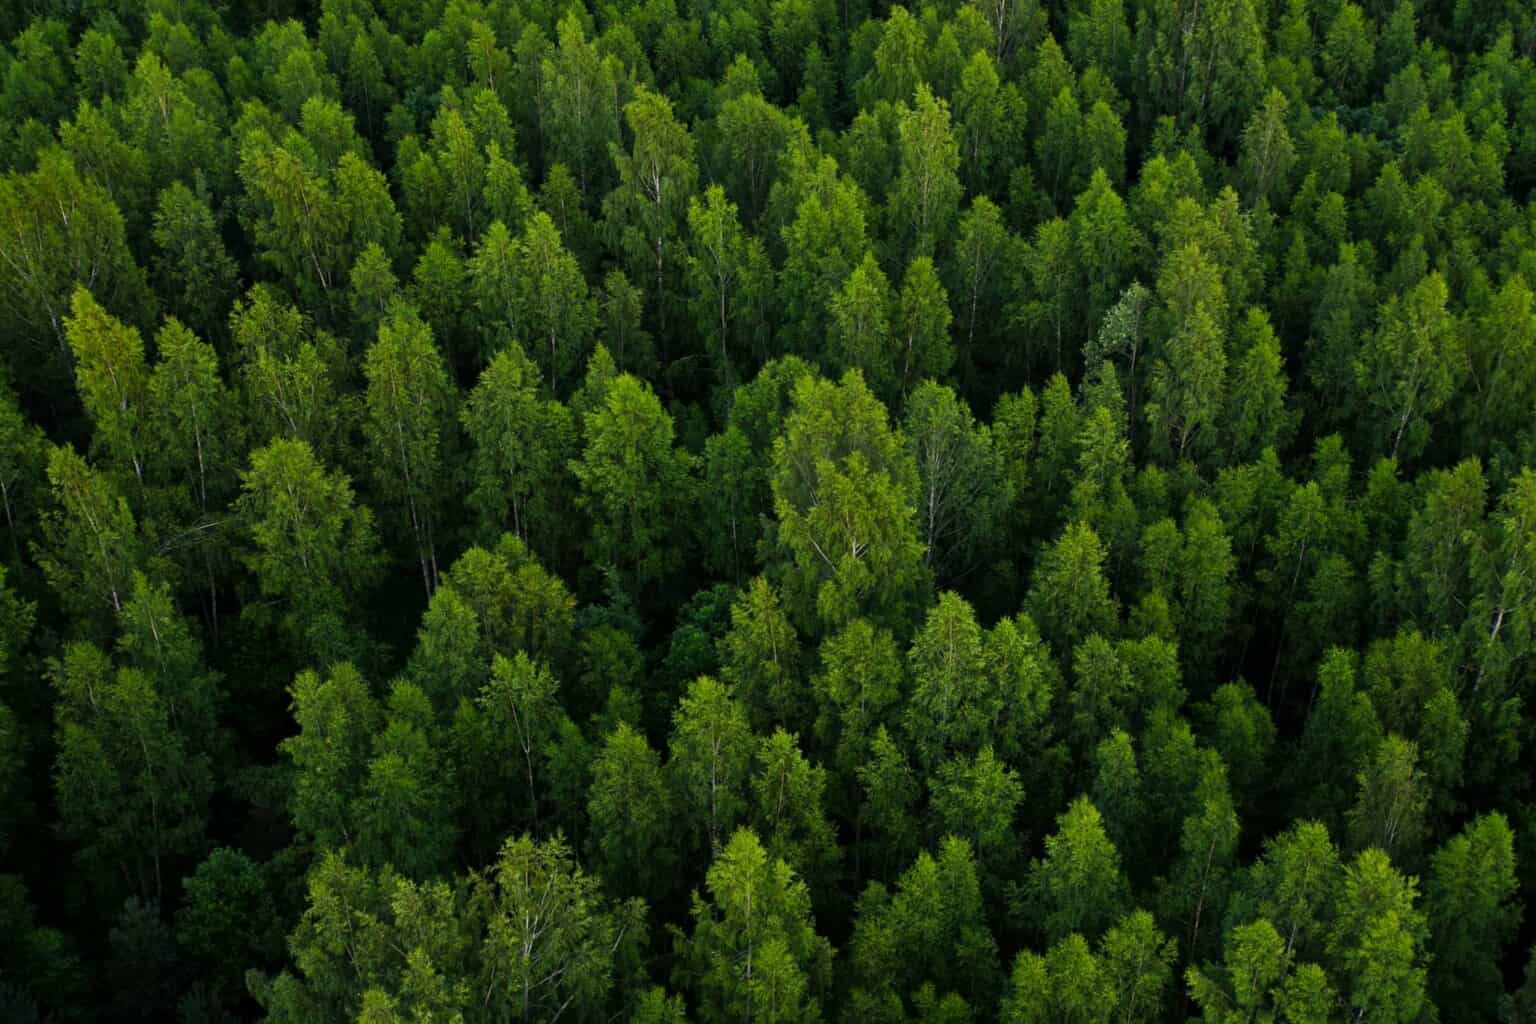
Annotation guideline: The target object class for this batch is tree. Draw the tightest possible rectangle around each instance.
[1001,933,1109,1024]
[968,0,1045,67]
[1075,170,1148,342]
[147,317,238,527]
[1345,735,1428,865]
[1100,911,1178,1024]
[752,729,838,878]
[362,305,454,597]
[1164,754,1240,960]
[683,828,832,1024]
[237,123,392,311]
[0,384,47,563]
[1016,218,1079,375]
[905,593,1054,770]
[1426,813,1519,1022]
[425,536,576,671]
[1238,90,1296,208]
[1354,273,1462,463]
[1092,730,1144,856]
[460,341,576,555]
[234,438,381,663]
[1185,918,1290,1024]
[890,85,962,262]
[1321,3,1375,104]
[687,185,772,379]
[1469,469,1536,705]
[769,371,928,633]
[1026,796,1129,942]
[542,12,623,198]
[851,835,999,1010]
[1243,820,1344,963]
[1329,848,1429,1024]
[1027,522,1118,656]
[229,286,347,459]
[1146,243,1228,462]
[65,288,150,495]
[478,833,640,1022]
[0,150,151,398]
[855,8,925,107]
[600,268,655,377]
[953,52,1026,199]
[35,445,145,631]
[1138,498,1235,682]
[356,680,455,877]
[570,373,696,590]
[930,746,1023,867]
[1293,650,1384,828]
[589,722,674,898]
[777,162,869,357]
[406,586,485,713]
[1069,0,1134,90]
[280,662,380,851]
[471,212,596,392]
[50,640,210,906]
[904,382,1007,584]
[604,86,698,343]
[713,88,801,223]
[946,197,1014,382]
[1196,682,1274,804]
[895,258,954,396]
[700,426,761,582]
[176,848,281,1002]
[258,835,640,1023]
[397,92,522,244]
[1224,308,1296,463]
[151,182,238,341]
[1134,0,1264,142]
[670,676,755,853]
[830,253,897,400]
[477,652,567,830]
[719,577,804,731]
[812,618,904,776]
[1465,275,1536,446]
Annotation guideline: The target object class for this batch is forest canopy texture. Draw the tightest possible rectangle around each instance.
[4,0,1536,1021]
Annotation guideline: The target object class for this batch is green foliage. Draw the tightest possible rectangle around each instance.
[670,676,755,853]
[0,150,151,396]
[235,438,381,662]
[1026,796,1129,942]
[720,576,804,730]
[1426,813,1520,1021]
[682,828,832,1023]
[851,835,1000,1012]
[770,370,927,633]
[471,211,597,392]
[461,342,576,555]
[362,305,455,596]
[4,3,1536,1020]
[571,373,696,589]
[257,834,642,1022]
[1028,522,1119,655]
[590,722,674,897]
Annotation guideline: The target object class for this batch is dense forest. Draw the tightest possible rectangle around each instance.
[4,0,1536,1020]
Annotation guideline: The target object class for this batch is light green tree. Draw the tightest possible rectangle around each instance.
[570,373,696,589]
[1026,796,1129,942]
[770,371,927,633]
[460,341,576,555]
[362,305,454,597]
[234,438,381,662]
[684,828,833,1024]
